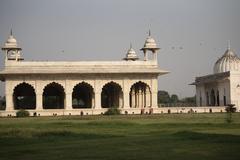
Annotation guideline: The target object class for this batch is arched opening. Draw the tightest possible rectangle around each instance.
[72,82,94,108]
[43,82,65,109]
[223,88,227,106]
[210,89,215,106]
[206,92,209,106]
[129,81,151,108]
[101,82,123,108]
[223,95,227,106]
[200,96,202,106]
[217,90,220,106]
[199,91,202,106]
[13,83,36,110]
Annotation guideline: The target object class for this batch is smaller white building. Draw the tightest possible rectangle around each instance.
[193,45,240,112]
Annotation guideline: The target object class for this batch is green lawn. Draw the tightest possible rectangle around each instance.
[0,113,240,160]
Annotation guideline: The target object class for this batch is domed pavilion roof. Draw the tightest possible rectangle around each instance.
[141,30,159,50]
[214,46,240,74]
[2,30,19,49]
[123,43,138,61]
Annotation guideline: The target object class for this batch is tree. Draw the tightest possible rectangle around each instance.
[170,94,179,103]
[181,96,196,104]
[158,90,170,104]
[157,91,196,107]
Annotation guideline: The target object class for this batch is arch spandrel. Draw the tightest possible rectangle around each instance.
[42,81,66,93]
[71,81,95,93]
[12,81,36,92]
[129,80,152,92]
[101,81,123,91]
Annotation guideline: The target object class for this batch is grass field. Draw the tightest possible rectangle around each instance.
[0,113,240,160]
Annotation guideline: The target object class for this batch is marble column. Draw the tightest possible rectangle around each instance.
[139,88,143,108]
[152,91,158,108]
[36,93,43,110]
[65,93,72,110]
[153,50,157,61]
[119,93,123,108]
[143,88,147,108]
[145,88,151,107]
[136,90,139,108]
[123,91,129,109]
[92,94,95,108]
[131,89,135,108]
[144,51,148,61]
[95,92,101,109]
[143,88,146,108]
[5,81,14,111]
[5,93,14,111]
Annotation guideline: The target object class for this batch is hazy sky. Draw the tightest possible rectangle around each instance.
[0,0,240,98]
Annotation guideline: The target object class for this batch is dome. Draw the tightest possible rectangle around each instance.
[123,44,138,61]
[2,31,18,49]
[141,30,159,50]
[213,48,240,73]
[143,36,157,48]
[7,35,17,43]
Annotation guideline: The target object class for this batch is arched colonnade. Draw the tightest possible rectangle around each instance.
[11,81,152,110]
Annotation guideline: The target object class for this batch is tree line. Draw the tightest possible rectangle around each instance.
[158,90,196,107]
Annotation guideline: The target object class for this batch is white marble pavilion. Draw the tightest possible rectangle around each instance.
[0,30,169,116]
[193,44,240,112]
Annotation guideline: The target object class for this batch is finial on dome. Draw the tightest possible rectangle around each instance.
[148,29,151,36]
[228,40,231,50]
[130,42,132,49]
[10,29,13,36]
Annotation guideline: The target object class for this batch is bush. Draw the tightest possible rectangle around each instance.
[104,108,121,115]
[16,110,30,117]
[225,104,236,113]
[225,104,236,124]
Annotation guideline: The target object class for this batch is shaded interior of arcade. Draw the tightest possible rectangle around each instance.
[11,81,153,110]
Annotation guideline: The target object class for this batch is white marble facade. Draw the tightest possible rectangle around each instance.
[0,31,169,116]
[193,45,240,112]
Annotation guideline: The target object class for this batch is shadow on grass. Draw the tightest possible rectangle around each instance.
[174,131,240,143]
[86,121,137,127]
[0,129,120,140]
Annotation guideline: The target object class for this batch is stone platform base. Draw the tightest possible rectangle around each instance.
[0,106,227,117]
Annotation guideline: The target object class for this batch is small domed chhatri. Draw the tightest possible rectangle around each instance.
[2,30,23,61]
[141,30,160,61]
[142,30,159,50]
[4,29,18,48]
[214,46,240,74]
[123,43,139,61]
